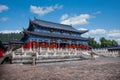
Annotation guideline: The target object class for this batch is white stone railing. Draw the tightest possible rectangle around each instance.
[12,47,120,60]
[12,48,91,59]
[91,48,119,57]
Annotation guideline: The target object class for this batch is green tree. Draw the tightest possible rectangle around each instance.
[100,37,118,48]
[88,39,100,49]
[0,32,23,42]
[100,37,107,48]
[111,40,118,46]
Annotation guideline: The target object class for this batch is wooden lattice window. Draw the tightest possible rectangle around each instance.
[62,39,67,42]
[50,29,54,32]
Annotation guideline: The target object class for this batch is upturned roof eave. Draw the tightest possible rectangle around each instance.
[23,30,89,41]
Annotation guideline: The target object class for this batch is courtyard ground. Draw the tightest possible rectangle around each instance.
[0,57,120,80]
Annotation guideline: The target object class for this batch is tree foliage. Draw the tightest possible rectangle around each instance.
[0,32,23,42]
[89,37,118,49]
[88,39,100,49]
[100,37,118,48]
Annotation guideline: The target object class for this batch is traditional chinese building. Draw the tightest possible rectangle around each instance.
[21,18,89,50]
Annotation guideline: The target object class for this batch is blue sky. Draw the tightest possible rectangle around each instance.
[0,0,120,43]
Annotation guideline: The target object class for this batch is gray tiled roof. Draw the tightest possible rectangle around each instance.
[31,19,88,34]
[24,30,89,41]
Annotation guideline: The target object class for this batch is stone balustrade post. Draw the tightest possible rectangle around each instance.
[54,51,56,56]
[36,52,39,58]
[24,52,26,57]
[40,47,42,53]
[12,52,15,58]
[22,46,24,53]
[47,48,50,52]
[45,52,48,57]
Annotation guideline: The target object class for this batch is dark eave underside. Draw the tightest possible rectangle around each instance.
[0,40,6,50]
[24,30,89,41]
[108,47,120,50]
[31,19,88,34]
[9,41,24,44]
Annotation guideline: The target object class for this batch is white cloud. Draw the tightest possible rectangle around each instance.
[60,14,69,20]
[0,4,9,13]
[107,30,120,38]
[0,17,8,22]
[0,30,21,33]
[116,39,120,44]
[84,29,120,44]
[30,4,63,16]
[78,28,88,31]
[93,11,101,15]
[86,29,106,35]
[107,30,120,44]
[60,14,90,26]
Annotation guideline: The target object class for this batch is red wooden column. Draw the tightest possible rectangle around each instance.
[85,44,89,50]
[57,43,59,49]
[71,44,75,49]
[50,42,51,49]
[35,42,38,49]
[56,43,58,48]
[76,44,78,50]
[45,42,49,49]
[78,44,81,50]
[22,45,24,50]
[65,44,69,49]
[80,44,82,50]
[29,40,32,49]
[32,42,35,49]
[0,49,6,57]
[77,44,79,50]
[71,44,73,49]
[69,43,71,49]
[22,44,25,50]
[58,42,60,49]
[48,42,50,49]
[0,50,3,57]
[41,42,45,48]
[83,44,86,50]
[10,44,13,51]
[55,43,57,48]
[37,40,39,49]
[75,44,77,49]
[51,43,56,49]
